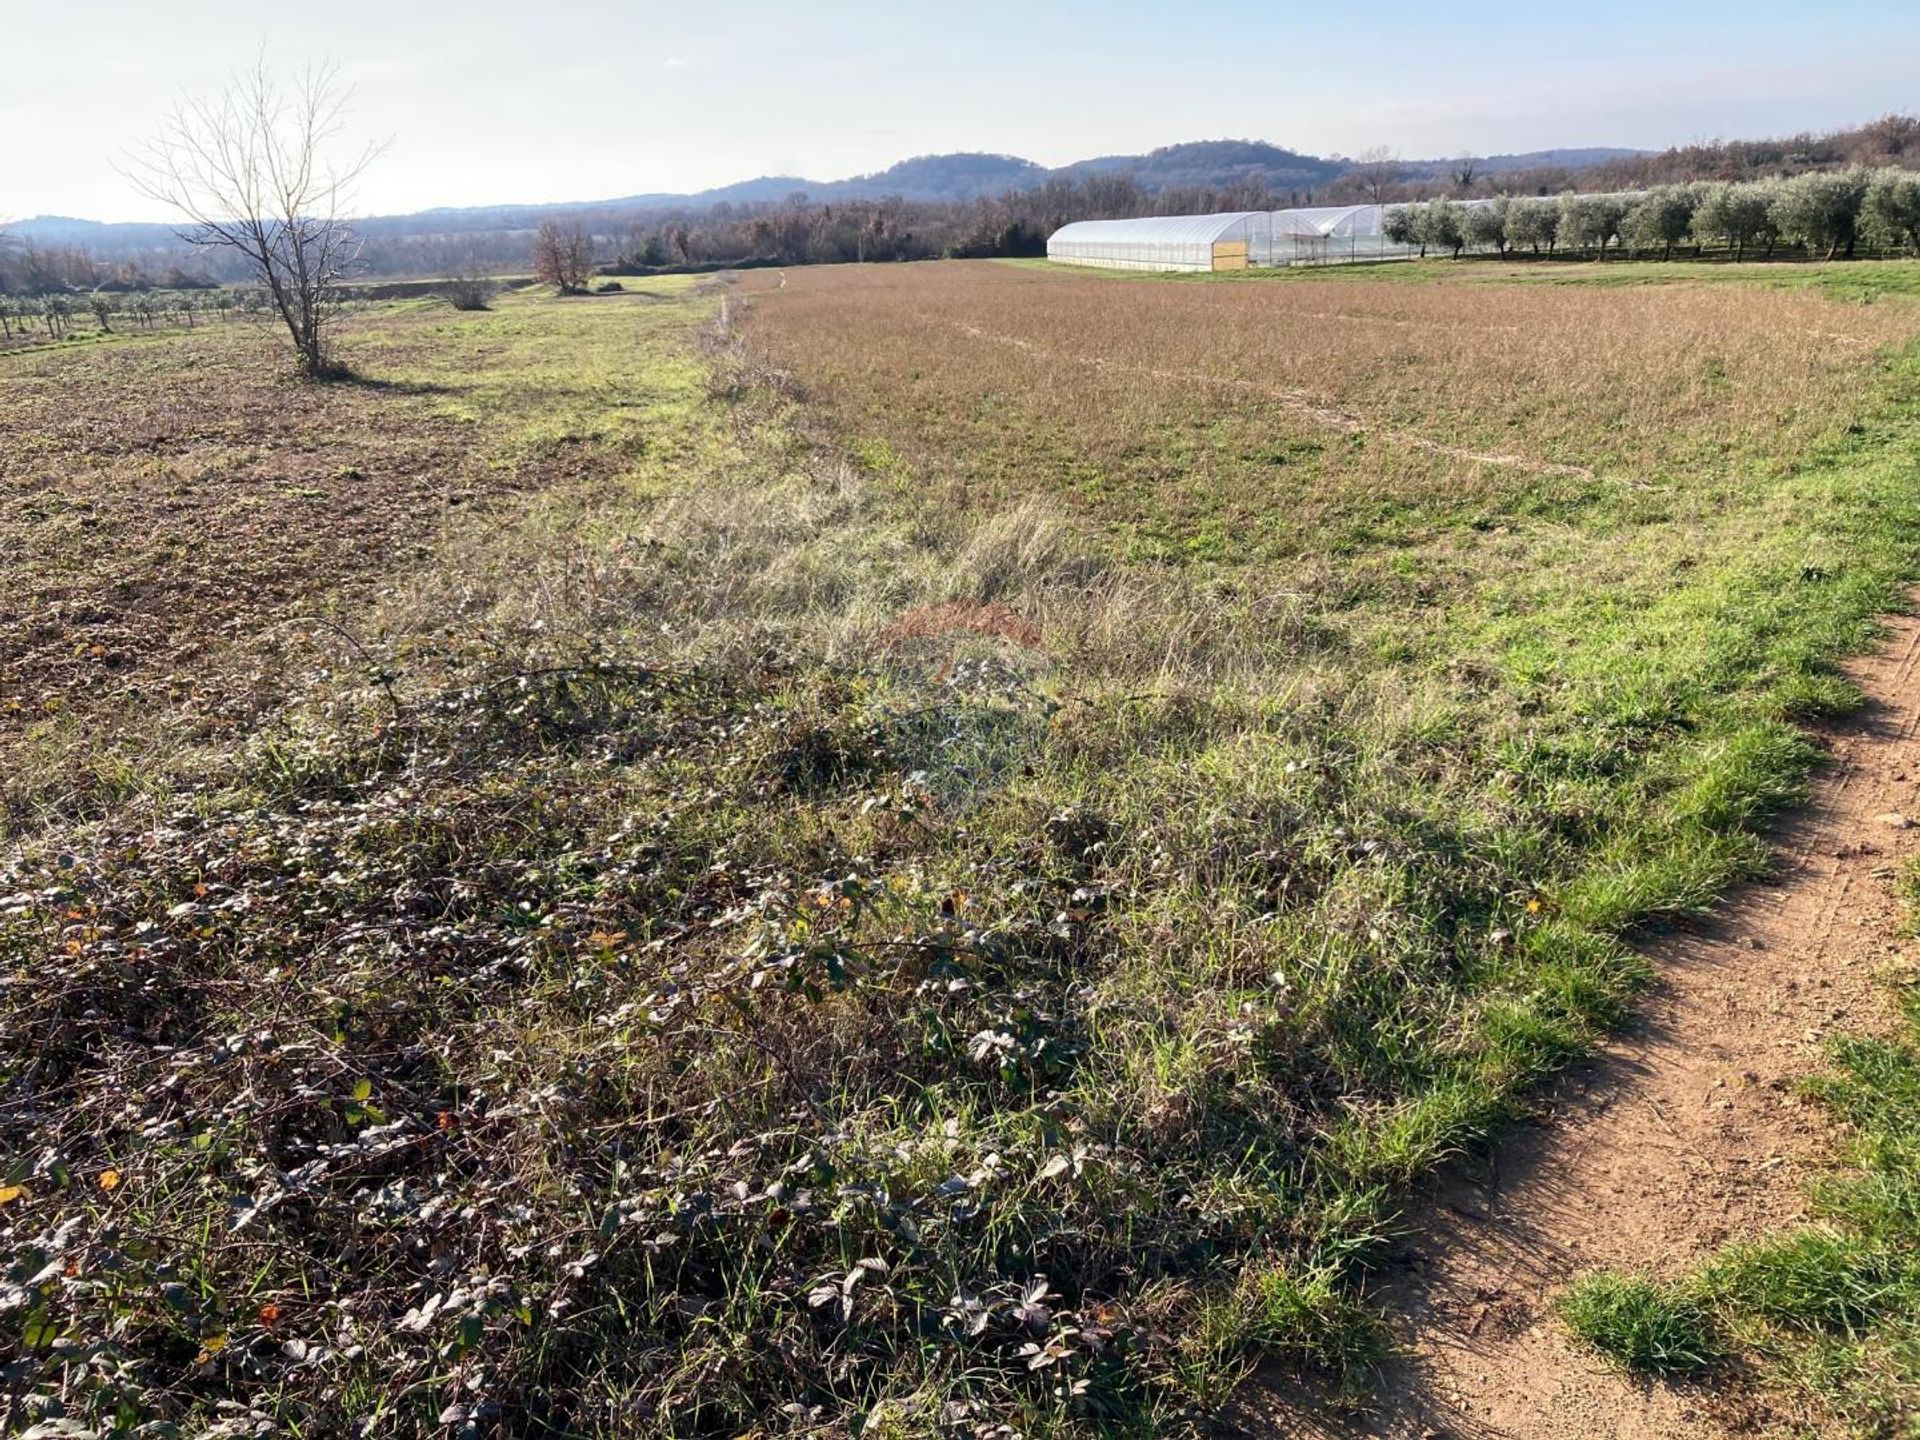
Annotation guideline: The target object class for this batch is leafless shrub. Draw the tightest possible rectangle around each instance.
[443,264,496,311]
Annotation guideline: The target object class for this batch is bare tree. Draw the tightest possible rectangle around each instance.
[1351,146,1403,206]
[1450,156,1481,195]
[532,219,593,292]
[123,59,378,378]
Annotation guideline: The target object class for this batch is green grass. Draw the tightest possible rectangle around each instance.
[5,263,1920,1436]
[1561,1273,1723,1374]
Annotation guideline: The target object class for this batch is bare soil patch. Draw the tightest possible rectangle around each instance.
[0,320,551,814]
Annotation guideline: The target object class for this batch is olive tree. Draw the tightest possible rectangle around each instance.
[1690,181,1777,260]
[1504,197,1559,256]
[1463,196,1511,255]
[1383,204,1423,256]
[1419,198,1466,258]
[1558,194,1628,257]
[1770,168,1871,260]
[1865,168,1920,254]
[124,60,378,378]
[1622,186,1697,259]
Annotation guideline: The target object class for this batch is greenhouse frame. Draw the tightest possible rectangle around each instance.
[1047,201,1499,273]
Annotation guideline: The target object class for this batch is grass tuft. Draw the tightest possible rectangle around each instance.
[1560,1272,1723,1375]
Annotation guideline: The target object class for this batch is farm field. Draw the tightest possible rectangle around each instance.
[5,258,1920,1437]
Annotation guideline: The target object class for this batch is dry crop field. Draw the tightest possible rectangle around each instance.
[738,261,1920,561]
[4,260,1920,1438]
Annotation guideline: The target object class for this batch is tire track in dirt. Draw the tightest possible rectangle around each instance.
[1231,613,1920,1440]
[941,319,1594,481]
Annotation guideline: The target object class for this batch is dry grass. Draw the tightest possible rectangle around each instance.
[739,261,1920,560]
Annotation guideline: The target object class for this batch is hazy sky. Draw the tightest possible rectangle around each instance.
[4,0,1918,221]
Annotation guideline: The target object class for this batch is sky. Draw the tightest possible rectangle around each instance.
[3,0,1918,222]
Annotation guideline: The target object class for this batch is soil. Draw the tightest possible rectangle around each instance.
[1235,614,1920,1439]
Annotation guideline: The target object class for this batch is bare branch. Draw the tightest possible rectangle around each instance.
[119,56,382,378]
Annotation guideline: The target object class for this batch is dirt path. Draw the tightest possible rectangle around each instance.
[1236,613,1920,1439]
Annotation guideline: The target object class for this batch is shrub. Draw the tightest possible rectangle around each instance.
[444,266,497,311]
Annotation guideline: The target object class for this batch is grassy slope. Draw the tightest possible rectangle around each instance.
[2,267,1919,1437]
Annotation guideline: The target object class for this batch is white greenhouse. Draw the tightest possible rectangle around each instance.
[1047,200,1501,273]
[1045,212,1269,273]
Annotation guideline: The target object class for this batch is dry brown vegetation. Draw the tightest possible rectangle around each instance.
[0,324,556,825]
[740,262,1919,560]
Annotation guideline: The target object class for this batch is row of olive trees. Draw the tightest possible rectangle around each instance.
[1386,167,1920,262]
[0,287,273,343]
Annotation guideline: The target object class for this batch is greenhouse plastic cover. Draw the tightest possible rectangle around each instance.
[1047,212,1267,248]
[1050,200,1508,250]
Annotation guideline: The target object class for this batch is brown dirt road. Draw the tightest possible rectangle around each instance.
[1236,613,1920,1439]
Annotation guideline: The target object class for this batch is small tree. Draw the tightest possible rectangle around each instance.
[1622,186,1697,260]
[90,295,114,333]
[1463,197,1511,256]
[1770,168,1871,260]
[124,59,377,378]
[1383,204,1423,256]
[533,219,593,292]
[1504,197,1560,256]
[1419,198,1466,258]
[1864,168,1920,255]
[1559,194,1627,258]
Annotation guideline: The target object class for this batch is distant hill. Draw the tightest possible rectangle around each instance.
[1053,140,1344,193]
[701,153,1049,206]
[14,138,1627,251]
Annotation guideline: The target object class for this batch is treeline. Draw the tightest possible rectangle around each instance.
[1580,113,1919,192]
[1324,114,1920,207]
[0,238,219,297]
[598,171,1316,272]
[1383,168,1920,263]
